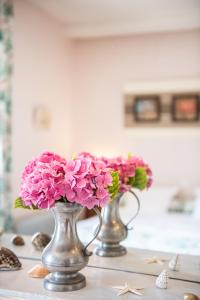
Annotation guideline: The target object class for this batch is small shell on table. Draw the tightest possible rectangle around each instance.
[184,293,199,300]
[168,254,180,271]
[11,235,25,246]
[0,247,22,270]
[155,269,168,289]
[28,264,49,278]
[31,232,51,250]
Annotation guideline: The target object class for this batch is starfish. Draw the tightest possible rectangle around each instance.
[112,282,143,296]
[144,256,167,265]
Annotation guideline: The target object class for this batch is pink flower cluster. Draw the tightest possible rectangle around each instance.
[127,155,153,189]
[102,155,153,192]
[19,151,113,210]
[20,152,67,209]
[65,156,112,209]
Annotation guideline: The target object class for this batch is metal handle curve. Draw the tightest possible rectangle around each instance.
[125,190,140,230]
[83,207,102,256]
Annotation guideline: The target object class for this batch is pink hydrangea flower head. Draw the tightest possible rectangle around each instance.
[19,151,67,209]
[127,155,153,188]
[78,152,96,160]
[102,154,153,192]
[65,154,113,209]
[19,151,114,210]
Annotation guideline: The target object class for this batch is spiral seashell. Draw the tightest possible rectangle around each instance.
[0,247,22,270]
[155,269,168,289]
[11,235,25,246]
[31,232,51,250]
[28,264,49,278]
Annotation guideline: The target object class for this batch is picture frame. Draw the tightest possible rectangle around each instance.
[172,95,199,122]
[133,96,161,122]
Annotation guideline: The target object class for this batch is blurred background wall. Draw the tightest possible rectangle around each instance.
[12,0,200,200]
[12,0,73,197]
[71,30,200,186]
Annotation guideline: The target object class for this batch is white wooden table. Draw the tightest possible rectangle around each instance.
[1,234,200,282]
[0,234,200,299]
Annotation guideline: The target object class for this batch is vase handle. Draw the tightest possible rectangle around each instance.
[83,207,102,256]
[125,190,140,230]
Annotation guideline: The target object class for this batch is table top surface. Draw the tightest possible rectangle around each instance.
[0,233,200,300]
[0,259,200,300]
[1,233,200,283]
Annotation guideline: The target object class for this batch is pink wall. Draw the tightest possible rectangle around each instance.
[12,0,72,196]
[71,30,200,185]
[12,0,200,188]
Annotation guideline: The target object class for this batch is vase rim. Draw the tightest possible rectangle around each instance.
[54,201,83,210]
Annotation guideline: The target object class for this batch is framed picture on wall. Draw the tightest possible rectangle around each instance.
[172,95,199,122]
[133,96,161,122]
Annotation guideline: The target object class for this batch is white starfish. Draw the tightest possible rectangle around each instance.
[112,282,143,296]
[144,256,167,265]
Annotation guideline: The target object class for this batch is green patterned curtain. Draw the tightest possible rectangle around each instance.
[0,0,13,232]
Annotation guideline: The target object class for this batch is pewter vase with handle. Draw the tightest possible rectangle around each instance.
[94,190,140,257]
[42,202,102,292]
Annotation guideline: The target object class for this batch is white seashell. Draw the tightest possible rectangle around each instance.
[28,264,49,278]
[0,247,22,270]
[168,254,180,271]
[155,269,168,289]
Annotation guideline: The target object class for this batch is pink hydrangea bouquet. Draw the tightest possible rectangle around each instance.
[79,152,153,193]
[102,155,153,193]
[15,151,119,210]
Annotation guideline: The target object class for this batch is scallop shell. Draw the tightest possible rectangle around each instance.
[155,269,168,289]
[0,247,22,270]
[28,264,49,278]
[31,232,51,250]
[11,235,25,246]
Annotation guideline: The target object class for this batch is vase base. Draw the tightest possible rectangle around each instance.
[94,243,127,257]
[43,272,86,292]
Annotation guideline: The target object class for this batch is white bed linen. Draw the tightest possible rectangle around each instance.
[77,187,200,255]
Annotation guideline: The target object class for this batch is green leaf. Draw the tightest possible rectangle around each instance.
[14,197,38,210]
[132,167,148,191]
[127,176,135,186]
[108,171,119,199]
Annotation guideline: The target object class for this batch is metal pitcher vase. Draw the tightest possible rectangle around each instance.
[42,202,102,292]
[94,190,140,257]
